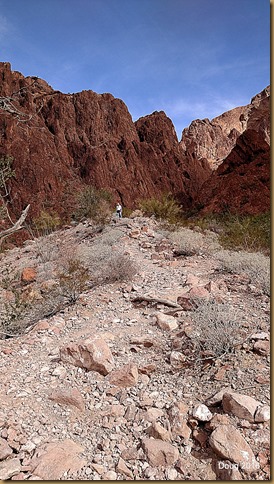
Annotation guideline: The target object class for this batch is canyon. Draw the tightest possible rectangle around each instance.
[0,62,270,228]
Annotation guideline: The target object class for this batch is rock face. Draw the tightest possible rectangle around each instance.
[0,62,270,224]
[180,87,270,171]
[0,62,209,224]
[196,87,270,214]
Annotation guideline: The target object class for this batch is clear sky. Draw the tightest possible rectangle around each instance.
[0,0,270,138]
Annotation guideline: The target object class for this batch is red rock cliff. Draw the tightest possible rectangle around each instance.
[0,62,270,225]
[0,62,209,222]
[197,87,270,214]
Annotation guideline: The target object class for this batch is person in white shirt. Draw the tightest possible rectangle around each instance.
[116,203,122,218]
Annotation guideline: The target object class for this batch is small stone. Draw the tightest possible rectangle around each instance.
[48,387,85,411]
[165,468,178,480]
[253,340,270,356]
[209,424,258,473]
[147,422,172,442]
[214,459,243,480]
[193,429,208,447]
[170,351,186,368]
[206,387,233,406]
[103,470,117,480]
[250,332,269,340]
[254,405,270,423]
[192,404,213,422]
[145,407,164,422]
[155,312,178,331]
[205,414,232,431]
[60,335,114,375]
[116,457,133,478]
[91,463,105,474]
[0,458,21,480]
[30,439,86,480]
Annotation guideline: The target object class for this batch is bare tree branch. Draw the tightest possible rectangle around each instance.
[0,204,30,241]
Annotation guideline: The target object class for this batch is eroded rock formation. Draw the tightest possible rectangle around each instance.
[197,87,270,214]
[0,62,270,225]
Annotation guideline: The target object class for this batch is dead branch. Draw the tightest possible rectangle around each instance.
[130,294,182,308]
[0,204,30,240]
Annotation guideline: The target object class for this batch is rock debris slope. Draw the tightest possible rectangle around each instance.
[0,216,270,480]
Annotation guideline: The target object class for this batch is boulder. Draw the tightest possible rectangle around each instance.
[142,438,179,467]
[209,424,258,473]
[60,335,114,375]
[30,439,86,480]
[107,363,138,387]
[222,392,260,422]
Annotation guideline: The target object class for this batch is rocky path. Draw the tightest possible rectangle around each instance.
[0,217,270,480]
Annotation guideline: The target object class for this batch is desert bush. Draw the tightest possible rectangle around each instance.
[168,227,204,256]
[74,186,112,225]
[218,212,270,254]
[0,287,29,337]
[139,193,182,225]
[100,252,137,284]
[0,266,63,338]
[31,210,61,236]
[216,249,270,296]
[57,257,90,303]
[190,299,243,359]
[180,212,270,254]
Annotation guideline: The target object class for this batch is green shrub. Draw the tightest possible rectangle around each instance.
[218,212,270,254]
[139,193,182,225]
[74,186,112,225]
[32,210,61,236]
[179,212,270,254]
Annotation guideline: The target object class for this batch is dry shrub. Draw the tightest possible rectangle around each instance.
[57,257,90,303]
[100,252,137,284]
[191,299,243,359]
[168,227,204,256]
[216,249,270,296]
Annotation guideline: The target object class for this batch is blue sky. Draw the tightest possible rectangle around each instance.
[0,0,270,138]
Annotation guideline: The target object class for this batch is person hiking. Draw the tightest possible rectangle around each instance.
[116,202,122,218]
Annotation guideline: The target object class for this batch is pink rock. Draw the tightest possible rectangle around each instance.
[21,267,36,284]
[30,439,86,480]
[0,437,13,460]
[48,387,85,411]
[142,438,179,467]
[107,363,138,387]
[253,340,270,356]
[222,392,260,422]
[155,312,178,331]
[60,335,114,375]
[209,424,258,473]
